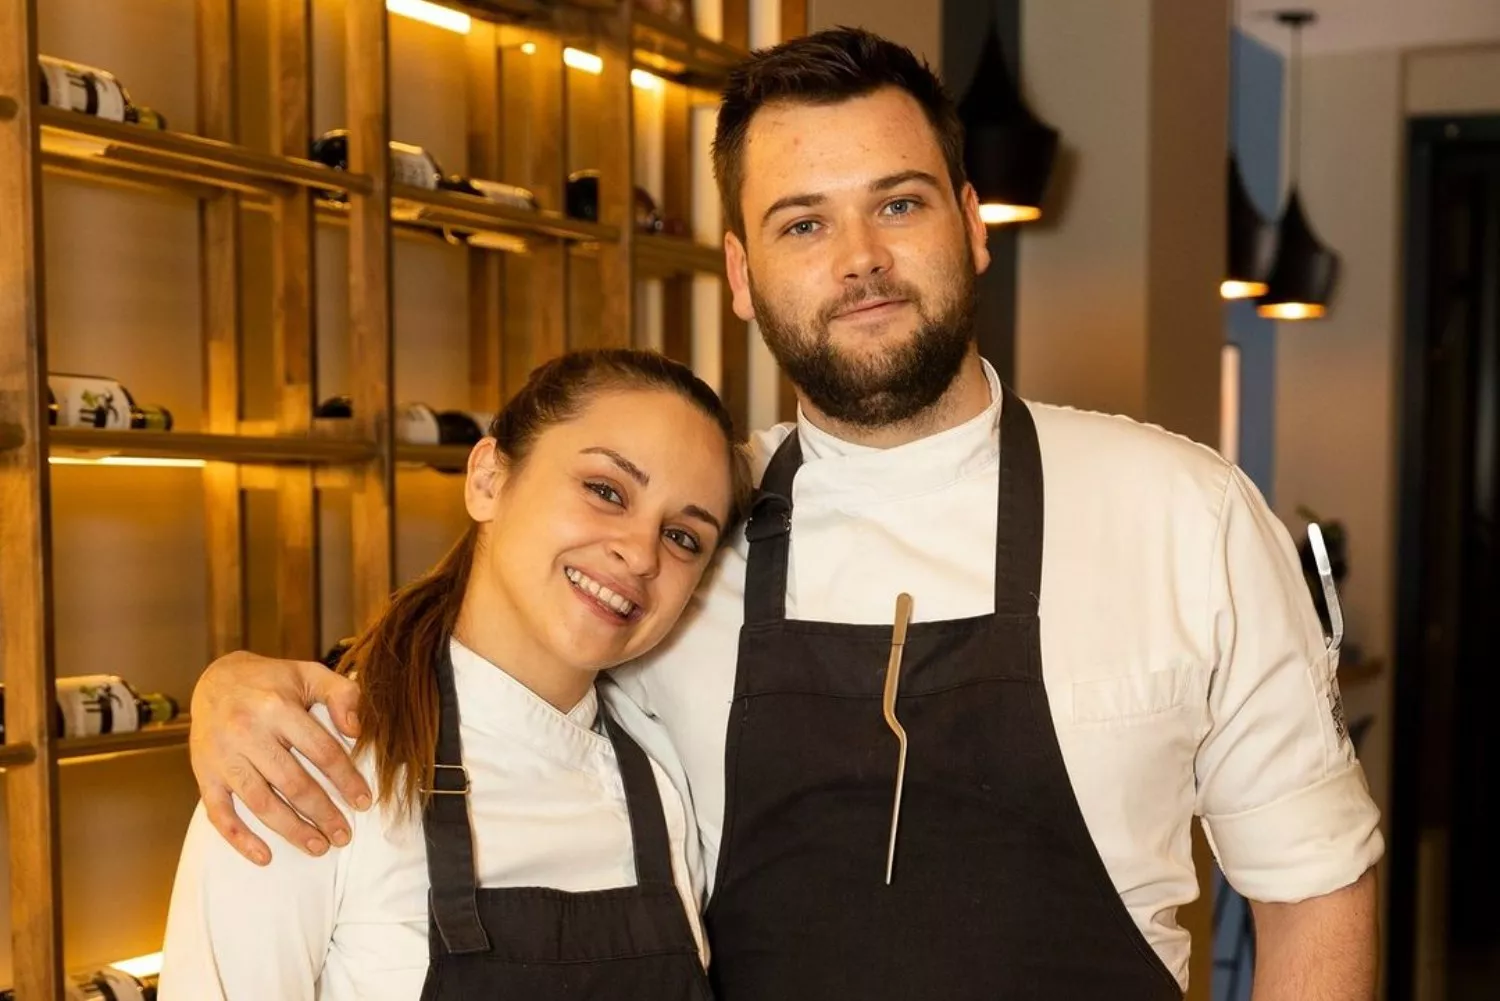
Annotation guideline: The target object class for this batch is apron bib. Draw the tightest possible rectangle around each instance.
[703,387,1182,1000]
[419,648,712,1001]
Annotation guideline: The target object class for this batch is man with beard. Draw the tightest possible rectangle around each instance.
[182,28,1381,1000]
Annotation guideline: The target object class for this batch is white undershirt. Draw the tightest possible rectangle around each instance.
[159,639,706,1001]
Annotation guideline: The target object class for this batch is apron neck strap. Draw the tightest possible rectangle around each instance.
[992,384,1044,617]
[603,710,678,888]
[424,643,492,954]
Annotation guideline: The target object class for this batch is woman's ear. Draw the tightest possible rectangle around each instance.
[464,438,506,523]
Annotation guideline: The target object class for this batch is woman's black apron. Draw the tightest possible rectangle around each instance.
[419,648,712,1000]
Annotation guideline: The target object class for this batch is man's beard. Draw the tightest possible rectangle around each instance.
[750,258,976,429]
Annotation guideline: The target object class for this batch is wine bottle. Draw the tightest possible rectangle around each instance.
[320,397,487,447]
[130,404,173,431]
[443,176,538,212]
[48,373,173,432]
[54,675,142,738]
[310,129,444,191]
[565,170,665,233]
[1,966,155,1001]
[38,55,167,130]
[137,691,180,726]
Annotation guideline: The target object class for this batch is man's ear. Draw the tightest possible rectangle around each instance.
[724,231,756,322]
[960,182,992,277]
[464,438,507,523]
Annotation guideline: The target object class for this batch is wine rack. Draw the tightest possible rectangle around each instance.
[0,0,800,995]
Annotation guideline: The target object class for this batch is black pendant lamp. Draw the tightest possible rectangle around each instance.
[957,24,1059,226]
[1224,155,1274,298]
[1257,10,1340,320]
[1223,2,1274,301]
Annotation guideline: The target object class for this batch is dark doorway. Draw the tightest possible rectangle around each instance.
[1392,115,1500,1001]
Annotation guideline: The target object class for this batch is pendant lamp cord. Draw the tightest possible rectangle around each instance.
[1228,0,1239,148]
[1289,18,1302,187]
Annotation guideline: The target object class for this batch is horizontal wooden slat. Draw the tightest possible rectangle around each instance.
[48,428,375,464]
[37,106,371,195]
[0,721,191,768]
[57,720,191,761]
[634,232,725,277]
[394,184,619,243]
[631,8,748,87]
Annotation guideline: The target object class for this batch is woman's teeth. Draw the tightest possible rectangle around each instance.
[565,567,637,617]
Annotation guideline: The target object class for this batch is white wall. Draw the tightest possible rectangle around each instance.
[1271,47,1405,829]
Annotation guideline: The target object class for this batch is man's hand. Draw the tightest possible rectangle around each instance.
[1250,866,1378,1000]
[188,651,371,866]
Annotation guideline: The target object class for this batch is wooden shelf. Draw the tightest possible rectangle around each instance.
[37,106,372,198]
[57,719,191,762]
[392,184,619,243]
[48,428,376,465]
[635,232,725,277]
[449,0,566,20]
[0,720,190,770]
[631,9,748,88]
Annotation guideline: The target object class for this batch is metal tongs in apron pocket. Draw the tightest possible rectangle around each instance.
[1306,523,1345,655]
[882,593,914,885]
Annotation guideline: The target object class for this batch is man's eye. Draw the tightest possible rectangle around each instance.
[786,220,820,237]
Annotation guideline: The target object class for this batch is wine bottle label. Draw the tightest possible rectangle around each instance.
[466,178,538,212]
[48,373,134,430]
[389,141,440,190]
[55,676,141,738]
[94,968,148,1001]
[396,403,440,445]
[39,56,127,122]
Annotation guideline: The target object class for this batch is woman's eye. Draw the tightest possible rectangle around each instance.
[664,528,702,554]
[585,481,623,506]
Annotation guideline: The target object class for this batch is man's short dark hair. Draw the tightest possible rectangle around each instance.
[712,27,967,240]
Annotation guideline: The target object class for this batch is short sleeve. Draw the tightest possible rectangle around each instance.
[1195,467,1384,903]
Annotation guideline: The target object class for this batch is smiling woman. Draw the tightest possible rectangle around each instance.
[158,348,752,1001]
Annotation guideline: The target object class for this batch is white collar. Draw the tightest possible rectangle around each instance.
[448,638,606,765]
[787,357,1004,504]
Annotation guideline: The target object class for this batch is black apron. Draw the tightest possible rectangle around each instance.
[419,648,712,1001]
[703,386,1183,1000]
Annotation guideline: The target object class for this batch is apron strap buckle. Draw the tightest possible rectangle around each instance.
[745,497,792,543]
[425,763,471,796]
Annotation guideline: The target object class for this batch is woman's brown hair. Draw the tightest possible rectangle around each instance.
[335,348,752,819]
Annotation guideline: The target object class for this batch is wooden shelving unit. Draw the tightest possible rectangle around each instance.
[0,0,800,995]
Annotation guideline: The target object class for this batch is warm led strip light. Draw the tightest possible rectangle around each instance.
[564,47,604,74]
[108,951,164,978]
[387,0,470,34]
[630,69,663,91]
[49,455,207,469]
